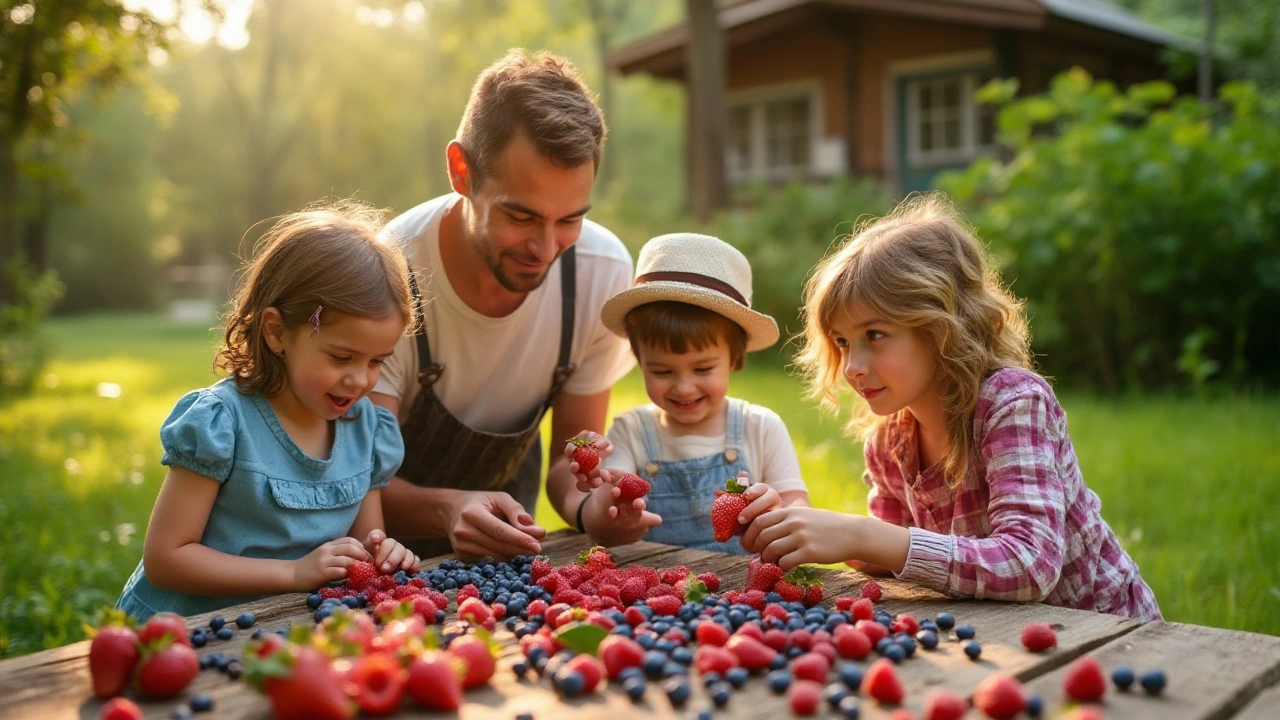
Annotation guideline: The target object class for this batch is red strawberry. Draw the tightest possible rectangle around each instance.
[788,679,823,715]
[445,633,498,689]
[576,545,616,575]
[136,612,190,648]
[457,597,494,627]
[763,628,789,652]
[790,652,830,683]
[88,612,140,699]
[135,640,199,698]
[833,626,872,660]
[1063,656,1107,702]
[710,477,750,542]
[530,557,553,582]
[804,584,824,607]
[599,635,645,679]
[569,437,600,474]
[854,619,889,646]
[895,613,919,636]
[725,635,777,671]
[745,558,785,593]
[696,572,721,592]
[1020,622,1058,652]
[859,580,882,601]
[348,652,405,716]
[346,560,379,591]
[922,688,968,720]
[616,473,651,502]
[405,651,463,711]
[257,645,354,720]
[564,654,605,692]
[409,596,439,623]
[620,576,648,605]
[695,620,731,647]
[863,657,904,704]
[694,644,739,675]
[646,595,682,617]
[774,579,804,602]
[974,672,1026,720]
[100,697,143,720]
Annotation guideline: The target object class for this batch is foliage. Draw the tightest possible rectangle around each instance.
[1116,0,1280,92]
[938,70,1280,391]
[0,259,63,399]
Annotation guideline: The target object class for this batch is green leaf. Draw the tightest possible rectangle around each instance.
[553,622,610,655]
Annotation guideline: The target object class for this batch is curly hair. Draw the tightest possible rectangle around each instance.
[215,200,415,399]
[795,193,1032,487]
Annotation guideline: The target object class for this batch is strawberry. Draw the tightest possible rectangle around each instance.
[405,651,463,711]
[724,635,777,671]
[254,645,354,720]
[100,697,144,720]
[835,597,856,612]
[1063,656,1107,702]
[833,626,872,660]
[696,572,721,592]
[661,566,691,585]
[788,679,823,716]
[851,597,876,621]
[568,437,600,474]
[855,619,889,646]
[87,611,140,699]
[530,557,553,582]
[804,584,824,607]
[922,687,968,720]
[894,613,919,636]
[616,473,651,502]
[774,579,804,602]
[135,640,199,698]
[863,658,904,705]
[409,596,439,623]
[646,595,682,617]
[576,545,616,575]
[695,620,731,647]
[445,632,498,689]
[136,612,190,648]
[346,560,379,591]
[564,654,605,692]
[710,478,750,542]
[790,652,830,683]
[859,580,882,602]
[457,597,494,628]
[745,557,784,593]
[598,635,645,679]
[694,644,739,675]
[763,628,789,652]
[620,576,648,605]
[1020,622,1058,652]
[456,584,480,602]
[348,652,405,716]
[974,673,1026,720]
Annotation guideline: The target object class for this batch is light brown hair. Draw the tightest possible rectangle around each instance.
[457,48,606,187]
[625,301,749,371]
[216,200,415,399]
[795,193,1032,486]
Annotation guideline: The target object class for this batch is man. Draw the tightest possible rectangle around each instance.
[371,49,659,561]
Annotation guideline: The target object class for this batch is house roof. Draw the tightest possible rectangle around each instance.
[608,0,1199,75]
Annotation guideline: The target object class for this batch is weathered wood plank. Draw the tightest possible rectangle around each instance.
[1021,621,1280,720]
[1233,675,1280,720]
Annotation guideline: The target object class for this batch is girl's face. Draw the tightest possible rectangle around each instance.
[829,300,941,421]
[638,337,733,435]
[270,311,405,424]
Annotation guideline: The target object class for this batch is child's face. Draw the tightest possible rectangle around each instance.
[829,300,939,420]
[638,337,733,433]
[275,313,405,422]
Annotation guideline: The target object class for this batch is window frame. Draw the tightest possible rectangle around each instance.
[725,80,824,185]
[903,68,996,169]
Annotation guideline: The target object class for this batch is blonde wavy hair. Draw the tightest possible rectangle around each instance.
[216,200,416,400]
[795,193,1032,487]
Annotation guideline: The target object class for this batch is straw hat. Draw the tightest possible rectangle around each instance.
[601,233,779,352]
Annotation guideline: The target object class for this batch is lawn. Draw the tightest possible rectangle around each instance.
[1,313,1276,658]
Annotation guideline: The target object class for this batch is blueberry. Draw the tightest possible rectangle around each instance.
[935,612,955,631]
[963,640,982,660]
[701,671,722,687]
[838,695,861,719]
[825,682,849,708]
[235,612,256,629]
[314,607,333,622]
[765,592,783,603]
[555,669,585,697]
[512,660,529,678]
[208,616,225,631]
[694,709,713,720]
[306,593,321,609]
[955,624,976,640]
[1112,665,1136,691]
[515,714,533,720]
[838,663,863,691]
[643,650,667,679]
[225,660,243,680]
[769,653,788,670]
[664,677,691,707]
[725,667,749,688]
[882,643,905,663]
[342,596,359,609]
[190,632,207,648]
[189,693,213,712]
[215,627,234,641]
[170,708,193,720]
[1026,695,1043,717]
[662,661,685,678]
[916,629,939,650]
[710,681,732,707]
[767,669,792,694]
[618,666,644,684]
[875,637,894,655]
[1140,669,1167,695]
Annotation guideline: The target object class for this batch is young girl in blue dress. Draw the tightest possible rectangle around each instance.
[117,202,420,620]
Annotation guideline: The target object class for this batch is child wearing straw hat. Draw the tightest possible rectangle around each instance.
[564,233,810,552]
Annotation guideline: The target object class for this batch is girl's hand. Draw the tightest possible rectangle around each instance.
[736,482,782,541]
[564,431,614,492]
[740,507,861,570]
[365,528,421,573]
[581,484,661,547]
[293,537,371,591]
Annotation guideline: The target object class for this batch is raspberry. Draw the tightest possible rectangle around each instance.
[346,561,378,591]
[1020,622,1058,652]
[620,577,647,605]
[530,558,553,582]
[859,580,882,601]
[696,572,721,592]
[922,688,968,720]
[646,595,682,617]
[863,658,904,704]
[1063,656,1107,703]
[788,679,822,715]
[661,566,690,586]
[456,584,479,602]
[974,673,1026,720]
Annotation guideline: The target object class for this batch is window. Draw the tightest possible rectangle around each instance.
[726,84,820,184]
[905,71,996,167]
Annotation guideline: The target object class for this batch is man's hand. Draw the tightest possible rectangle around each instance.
[580,485,661,547]
[564,430,614,492]
[446,490,546,562]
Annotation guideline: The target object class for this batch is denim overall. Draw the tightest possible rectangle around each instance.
[638,398,751,554]
[396,248,576,559]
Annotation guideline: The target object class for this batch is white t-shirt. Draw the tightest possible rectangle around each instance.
[373,194,636,434]
[602,401,808,494]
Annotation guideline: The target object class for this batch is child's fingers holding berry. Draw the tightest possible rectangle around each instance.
[375,537,415,573]
[738,483,782,526]
[565,431,611,490]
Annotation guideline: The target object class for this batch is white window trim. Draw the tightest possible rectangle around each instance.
[904,72,996,168]
[726,80,824,185]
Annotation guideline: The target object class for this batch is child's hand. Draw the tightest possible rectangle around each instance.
[293,537,372,591]
[564,431,614,492]
[740,507,859,570]
[736,482,783,541]
[581,484,661,547]
[365,528,421,573]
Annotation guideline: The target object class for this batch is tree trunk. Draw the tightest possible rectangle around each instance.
[685,0,729,223]
[585,0,627,191]
[1199,0,1215,102]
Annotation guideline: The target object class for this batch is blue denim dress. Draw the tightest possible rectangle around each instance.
[639,399,751,554]
[115,379,403,621]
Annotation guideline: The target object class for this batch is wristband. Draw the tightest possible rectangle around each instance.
[575,494,591,534]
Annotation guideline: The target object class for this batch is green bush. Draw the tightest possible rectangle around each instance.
[0,261,65,399]
[939,70,1280,391]
[712,177,895,362]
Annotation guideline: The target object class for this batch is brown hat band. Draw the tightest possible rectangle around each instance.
[634,271,748,306]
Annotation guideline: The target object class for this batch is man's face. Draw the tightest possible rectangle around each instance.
[464,134,595,293]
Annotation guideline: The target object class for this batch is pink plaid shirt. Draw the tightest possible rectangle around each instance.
[865,368,1162,622]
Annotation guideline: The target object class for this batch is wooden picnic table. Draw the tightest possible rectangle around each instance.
[2,530,1278,719]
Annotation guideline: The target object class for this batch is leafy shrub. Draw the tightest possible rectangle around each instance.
[939,70,1280,391]
[0,261,65,399]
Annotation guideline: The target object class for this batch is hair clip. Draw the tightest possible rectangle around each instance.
[308,305,323,337]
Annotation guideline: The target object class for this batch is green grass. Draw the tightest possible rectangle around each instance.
[2,313,1277,658]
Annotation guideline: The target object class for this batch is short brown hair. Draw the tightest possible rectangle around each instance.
[216,200,415,399]
[624,301,748,371]
[457,48,606,187]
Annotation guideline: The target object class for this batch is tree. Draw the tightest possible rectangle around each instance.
[684,0,728,222]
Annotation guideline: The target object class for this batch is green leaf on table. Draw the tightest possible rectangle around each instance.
[553,622,609,655]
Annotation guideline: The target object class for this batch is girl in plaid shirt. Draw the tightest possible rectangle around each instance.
[742,194,1161,622]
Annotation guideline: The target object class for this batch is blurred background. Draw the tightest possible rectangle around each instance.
[1,0,1277,658]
